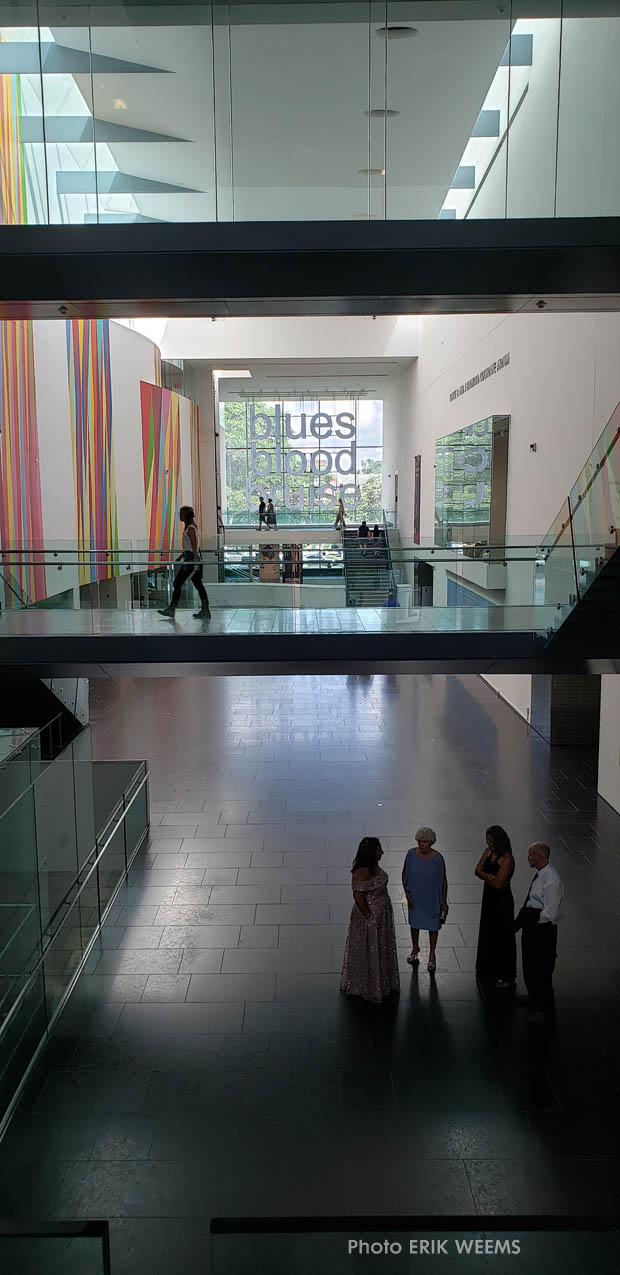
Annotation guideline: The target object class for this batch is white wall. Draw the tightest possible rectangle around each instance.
[150,316,420,363]
[191,365,219,540]
[598,675,620,816]
[396,311,620,546]
[480,674,532,725]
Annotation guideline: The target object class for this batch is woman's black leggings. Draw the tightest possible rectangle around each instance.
[170,563,209,607]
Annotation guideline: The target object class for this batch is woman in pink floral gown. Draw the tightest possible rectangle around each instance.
[340,837,400,1002]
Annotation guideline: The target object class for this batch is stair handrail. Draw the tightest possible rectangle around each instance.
[382,508,397,594]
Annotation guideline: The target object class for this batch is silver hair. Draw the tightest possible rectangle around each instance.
[415,826,437,845]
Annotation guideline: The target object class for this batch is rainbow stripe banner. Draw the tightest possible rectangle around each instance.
[66,319,119,585]
[0,321,45,603]
[0,72,27,225]
[189,400,203,532]
[141,382,181,555]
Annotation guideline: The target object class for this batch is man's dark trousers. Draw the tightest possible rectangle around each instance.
[522,916,558,1014]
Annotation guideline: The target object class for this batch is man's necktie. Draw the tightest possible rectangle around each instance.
[522,872,538,909]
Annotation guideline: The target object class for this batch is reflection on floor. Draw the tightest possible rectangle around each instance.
[1,674,620,1275]
[0,603,552,637]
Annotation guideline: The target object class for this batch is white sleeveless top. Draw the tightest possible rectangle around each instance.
[182,524,201,561]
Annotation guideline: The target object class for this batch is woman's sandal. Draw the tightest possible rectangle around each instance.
[406,952,420,965]
[427,959,436,972]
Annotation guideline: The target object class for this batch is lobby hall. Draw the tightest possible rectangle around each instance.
[1,672,619,1273]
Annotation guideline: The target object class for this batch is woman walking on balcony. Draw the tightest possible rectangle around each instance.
[159,506,211,621]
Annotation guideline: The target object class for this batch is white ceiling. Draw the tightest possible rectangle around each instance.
[45,9,509,220]
[212,356,413,398]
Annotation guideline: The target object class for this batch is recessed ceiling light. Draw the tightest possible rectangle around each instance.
[213,369,252,378]
[359,168,385,176]
[113,98,127,111]
[365,109,399,118]
[375,26,418,39]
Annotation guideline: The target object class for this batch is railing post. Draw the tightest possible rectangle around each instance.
[122,792,128,874]
[567,495,581,602]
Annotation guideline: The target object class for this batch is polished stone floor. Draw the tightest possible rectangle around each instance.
[1,674,620,1275]
[0,602,551,637]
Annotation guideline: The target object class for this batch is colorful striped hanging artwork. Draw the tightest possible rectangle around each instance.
[0,70,27,225]
[141,382,181,556]
[189,400,203,532]
[0,321,46,604]
[66,319,119,586]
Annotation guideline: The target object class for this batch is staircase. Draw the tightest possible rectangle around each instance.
[543,402,620,655]
[545,546,620,653]
[343,528,393,606]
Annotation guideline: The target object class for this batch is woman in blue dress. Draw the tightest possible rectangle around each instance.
[402,827,448,972]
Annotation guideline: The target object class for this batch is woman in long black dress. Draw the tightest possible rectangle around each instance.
[474,824,516,990]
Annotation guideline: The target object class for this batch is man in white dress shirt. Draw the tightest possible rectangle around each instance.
[514,842,564,1024]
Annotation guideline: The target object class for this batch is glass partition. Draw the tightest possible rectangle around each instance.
[0,738,149,1127]
[0,1,616,225]
[569,401,620,599]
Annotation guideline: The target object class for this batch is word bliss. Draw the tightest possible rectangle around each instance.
[245,405,358,509]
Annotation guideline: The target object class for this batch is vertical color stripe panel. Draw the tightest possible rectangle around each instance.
[140,381,181,555]
[190,400,203,532]
[66,319,118,586]
[0,321,45,603]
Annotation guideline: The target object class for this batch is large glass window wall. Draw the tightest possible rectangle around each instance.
[0,2,618,226]
[221,397,383,524]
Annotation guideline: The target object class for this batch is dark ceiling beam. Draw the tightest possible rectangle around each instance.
[1,219,620,319]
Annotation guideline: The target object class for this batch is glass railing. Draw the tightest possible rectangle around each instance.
[0,717,64,819]
[541,400,620,629]
[0,731,149,1129]
[220,508,394,528]
[0,539,583,638]
[0,1222,110,1275]
[0,4,617,226]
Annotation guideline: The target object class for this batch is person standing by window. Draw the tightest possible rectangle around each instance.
[266,498,277,528]
[258,496,267,529]
[159,506,211,621]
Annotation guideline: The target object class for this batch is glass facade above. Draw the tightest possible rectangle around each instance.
[1,2,619,226]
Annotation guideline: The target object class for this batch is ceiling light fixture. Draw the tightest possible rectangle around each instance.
[358,168,385,175]
[213,369,252,378]
[113,98,127,110]
[365,108,399,118]
[375,26,418,39]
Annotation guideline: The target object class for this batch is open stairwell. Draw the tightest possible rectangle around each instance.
[343,528,393,606]
[545,545,620,654]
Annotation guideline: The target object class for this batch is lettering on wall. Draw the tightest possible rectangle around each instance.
[245,404,359,511]
[449,352,510,403]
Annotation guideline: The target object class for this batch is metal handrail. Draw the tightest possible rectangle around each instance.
[0,767,149,1043]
